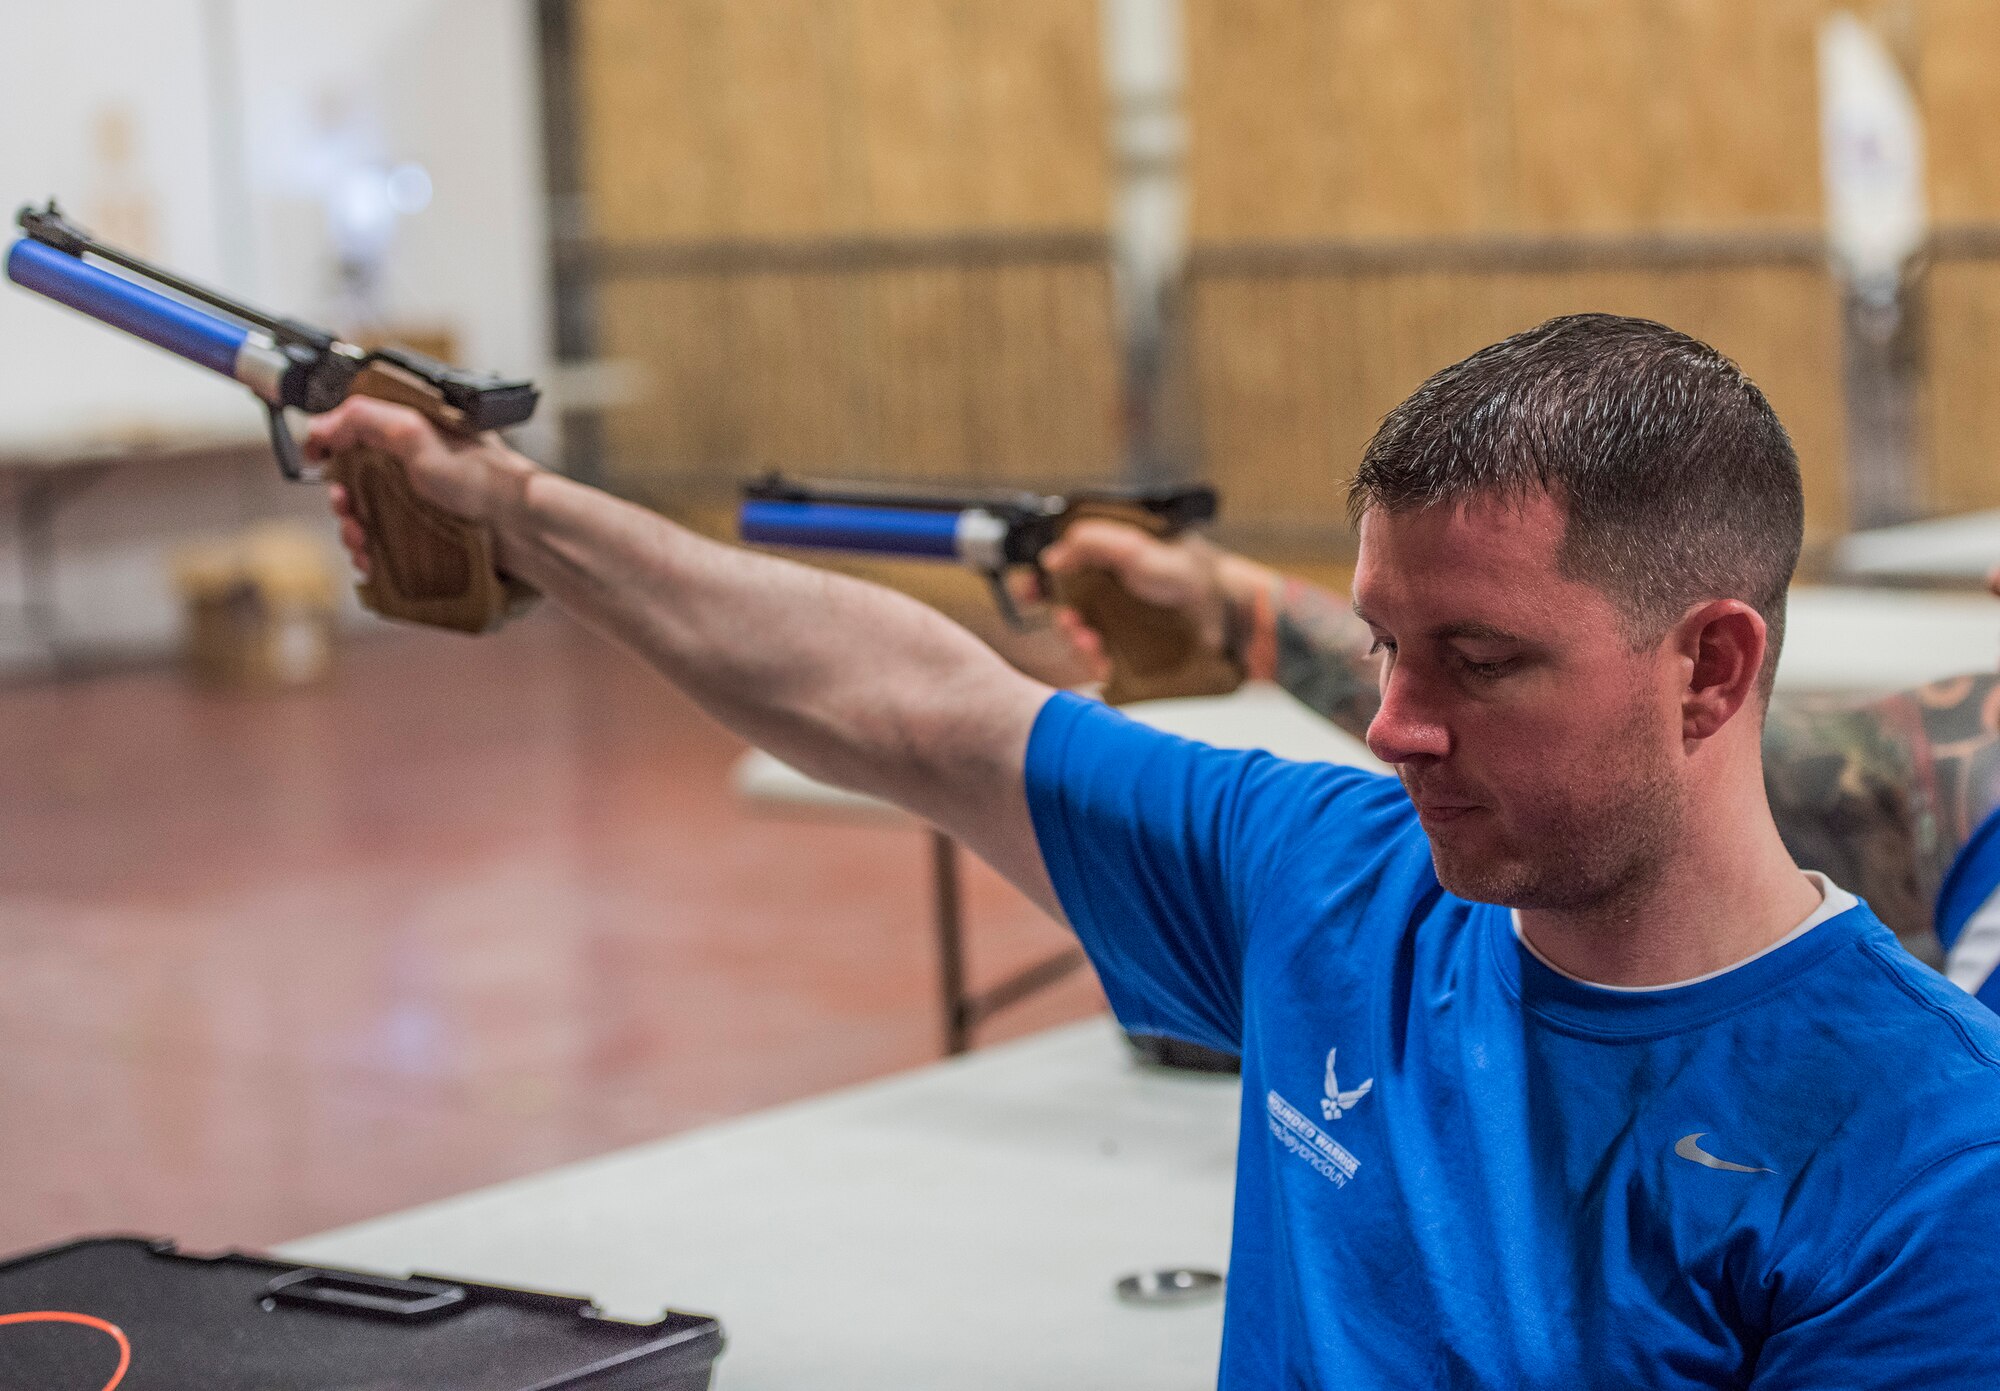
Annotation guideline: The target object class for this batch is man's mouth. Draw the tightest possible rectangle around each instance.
[1402,781,1482,824]
[1413,801,1478,825]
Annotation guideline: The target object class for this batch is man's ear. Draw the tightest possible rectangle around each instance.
[1676,600,1767,743]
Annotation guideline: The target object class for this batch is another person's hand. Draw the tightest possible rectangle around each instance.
[305,397,539,577]
[1036,520,1278,682]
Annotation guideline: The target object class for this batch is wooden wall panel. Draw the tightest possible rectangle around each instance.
[596,263,1122,500]
[719,0,855,237]
[1189,267,1846,550]
[1185,0,1839,242]
[1506,0,1665,231]
[1185,0,1495,241]
[580,0,731,241]
[961,0,1110,230]
[1922,0,2000,224]
[580,0,1107,241]
[1923,260,2000,514]
[1328,0,1497,237]
[1651,0,1828,228]
[848,0,975,234]
[1183,0,1335,242]
[1177,0,1899,559]
[1506,0,1831,233]
[573,0,1119,499]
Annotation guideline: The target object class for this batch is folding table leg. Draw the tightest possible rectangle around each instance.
[930,828,971,1055]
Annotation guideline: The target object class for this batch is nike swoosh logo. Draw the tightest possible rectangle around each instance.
[1674,1132,1774,1174]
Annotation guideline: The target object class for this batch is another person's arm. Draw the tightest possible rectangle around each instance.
[310,399,1061,916]
[1762,676,2000,956]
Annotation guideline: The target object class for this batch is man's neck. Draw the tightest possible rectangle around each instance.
[1515,809,1823,989]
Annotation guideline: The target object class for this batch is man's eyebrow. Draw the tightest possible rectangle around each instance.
[1431,620,1531,645]
[1353,602,1529,645]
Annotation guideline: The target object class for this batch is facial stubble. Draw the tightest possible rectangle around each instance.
[1418,684,1684,914]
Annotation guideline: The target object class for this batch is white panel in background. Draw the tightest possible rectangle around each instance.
[0,0,247,447]
[1779,587,2000,694]
[231,0,553,452]
[1818,12,1927,303]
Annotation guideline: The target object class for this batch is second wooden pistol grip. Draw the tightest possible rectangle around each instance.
[326,444,512,634]
[1050,502,1244,706]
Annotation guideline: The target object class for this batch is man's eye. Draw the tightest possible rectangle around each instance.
[1457,655,1515,679]
[1367,638,1396,658]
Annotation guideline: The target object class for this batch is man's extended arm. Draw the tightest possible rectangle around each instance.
[308,399,1062,917]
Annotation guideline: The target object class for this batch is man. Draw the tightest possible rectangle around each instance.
[316,314,2000,1386]
[1038,486,2000,1002]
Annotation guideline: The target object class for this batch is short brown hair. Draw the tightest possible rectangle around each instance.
[1349,313,1803,694]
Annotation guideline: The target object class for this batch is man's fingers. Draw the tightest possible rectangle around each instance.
[1054,608,1104,658]
[326,482,372,576]
[302,396,438,464]
[1041,518,1155,576]
[1004,569,1045,606]
[339,516,370,565]
[1987,563,2000,599]
[1052,608,1110,680]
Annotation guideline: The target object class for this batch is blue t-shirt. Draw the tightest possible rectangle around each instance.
[1025,693,2000,1389]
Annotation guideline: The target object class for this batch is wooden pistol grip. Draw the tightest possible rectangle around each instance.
[329,362,532,634]
[1050,502,1244,706]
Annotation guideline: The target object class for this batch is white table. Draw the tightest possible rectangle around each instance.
[0,431,266,660]
[1835,508,2000,585]
[280,1019,1244,1391]
[1778,586,2000,692]
[734,684,1382,1053]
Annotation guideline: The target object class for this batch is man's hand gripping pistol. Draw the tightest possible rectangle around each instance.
[740,473,1245,704]
[6,200,538,633]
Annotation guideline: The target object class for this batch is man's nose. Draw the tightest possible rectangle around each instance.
[1365,666,1451,765]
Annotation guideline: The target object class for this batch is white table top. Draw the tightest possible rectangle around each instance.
[1836,508,2000,585]
[280,1020,1242,1391]
[0,428,266,473]
[1776,586,2000,692]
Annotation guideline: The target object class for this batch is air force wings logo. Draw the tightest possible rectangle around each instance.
[1320,1048,1373,1121]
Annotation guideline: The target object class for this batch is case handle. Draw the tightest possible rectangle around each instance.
[262,1267,469,1321]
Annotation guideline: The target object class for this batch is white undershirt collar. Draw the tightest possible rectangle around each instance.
[1510,871,1859,993]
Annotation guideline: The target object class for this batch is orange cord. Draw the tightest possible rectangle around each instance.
[0,1311,131,1391]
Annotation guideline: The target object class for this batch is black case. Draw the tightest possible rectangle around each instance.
[0,1235,722,1390]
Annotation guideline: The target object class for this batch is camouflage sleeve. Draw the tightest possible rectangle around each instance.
[1762,675,2000,963]
[1270,577,1384,743]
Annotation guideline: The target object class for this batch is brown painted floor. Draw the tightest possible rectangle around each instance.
[0,610,1105,1255]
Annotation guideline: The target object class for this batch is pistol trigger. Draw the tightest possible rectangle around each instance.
[986,571,1032,630]
[265,403,323,483]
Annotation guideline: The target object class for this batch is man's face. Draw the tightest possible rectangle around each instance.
[1352,492,1686,910]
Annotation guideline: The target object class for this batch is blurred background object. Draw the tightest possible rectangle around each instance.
[10,0,2000,1261]
[171,523,338,690]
